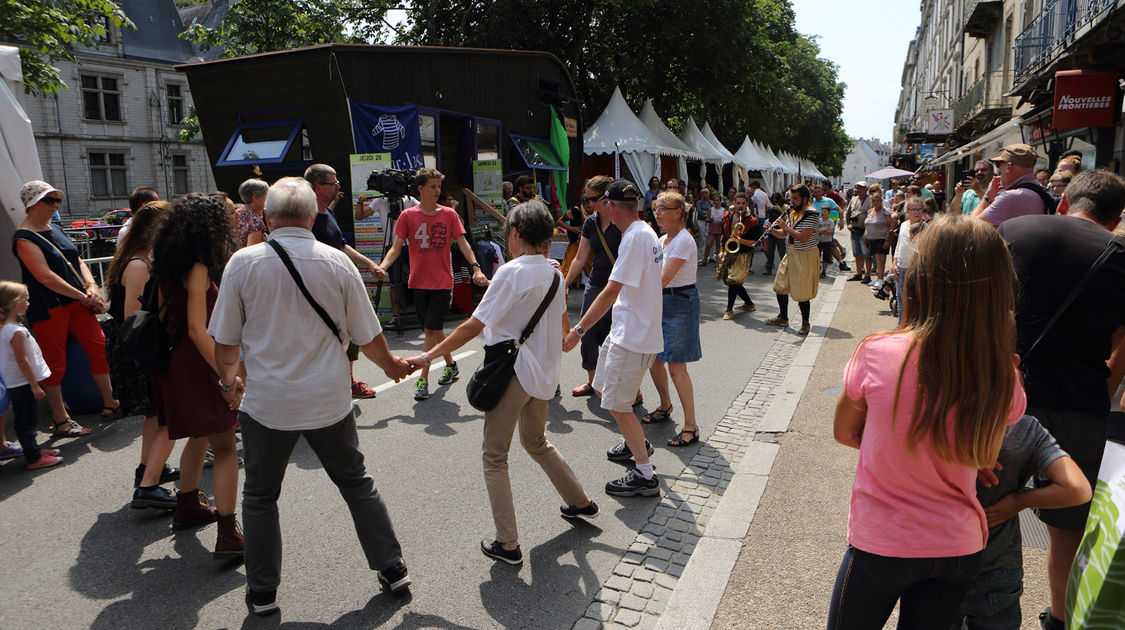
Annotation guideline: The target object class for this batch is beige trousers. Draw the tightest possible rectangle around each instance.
[483,376,587,543]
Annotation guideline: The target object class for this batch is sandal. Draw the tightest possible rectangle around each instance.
[51,418,91,438]
[101,404,122,419]
[632,393,644,407]
[642,406,673,424]
[571,383,596,397]
[667,428,699,448]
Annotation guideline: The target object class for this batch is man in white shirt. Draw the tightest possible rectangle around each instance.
[210,177,416,615]
[563,179,664,497]
[749,181,770,221]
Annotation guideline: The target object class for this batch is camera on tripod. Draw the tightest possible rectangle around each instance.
[366,169,417,200]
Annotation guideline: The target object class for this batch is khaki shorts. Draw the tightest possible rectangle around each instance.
[593,340,655,413]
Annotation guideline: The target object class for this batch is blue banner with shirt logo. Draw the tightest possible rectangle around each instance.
[349,102,424,172]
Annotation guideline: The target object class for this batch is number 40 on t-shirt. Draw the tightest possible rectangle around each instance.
[414,222,429,249]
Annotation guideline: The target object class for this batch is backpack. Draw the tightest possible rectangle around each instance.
[1007,181,1059,215]
[117,278,182,376]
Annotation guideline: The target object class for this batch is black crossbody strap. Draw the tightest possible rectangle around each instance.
[517,272,561,346]
[1024,235,1125,359]
[268,239,341,342]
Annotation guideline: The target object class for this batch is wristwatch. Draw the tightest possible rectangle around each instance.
[218,378,235,393]
[470,262,481,268]
[573,325,586,337]
[418,351,432,366]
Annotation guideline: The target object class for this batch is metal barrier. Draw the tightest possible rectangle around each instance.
[1015,0,1118,81]
[84,256,113,290]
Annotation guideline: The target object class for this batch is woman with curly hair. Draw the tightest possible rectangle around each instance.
[152,193,243,559]
[105,201,181,509]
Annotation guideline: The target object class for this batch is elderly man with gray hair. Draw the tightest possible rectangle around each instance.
[209,177,416,616]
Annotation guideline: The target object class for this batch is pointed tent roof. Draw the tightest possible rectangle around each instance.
[583,87,685,157]
[677,116,727,163]
[761,144,794,174]
[734,137,768,171]
[637,99,703,161]
[752,141,786,173]
[699,122,739,165]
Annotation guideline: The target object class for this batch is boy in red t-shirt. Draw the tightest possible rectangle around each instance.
[375,168,488,400]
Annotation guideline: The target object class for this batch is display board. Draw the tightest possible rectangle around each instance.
[349,153,393,317]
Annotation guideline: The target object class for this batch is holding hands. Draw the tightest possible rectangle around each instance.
[221,376,246,410]
[562,329,580,353]
[383,355,415,382]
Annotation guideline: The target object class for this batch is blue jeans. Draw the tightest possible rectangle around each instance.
[953,565,1023,630]
[827,545,983,630]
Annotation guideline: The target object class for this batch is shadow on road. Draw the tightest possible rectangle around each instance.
[70,506,244,629]
[237,590,422,629]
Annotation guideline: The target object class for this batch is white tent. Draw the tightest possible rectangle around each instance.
[734,137,779,193]
[677,116,728,192]
[637,99,701,184]
[700,122,748,191]
[583,87,686,188]
[1,45,42,281]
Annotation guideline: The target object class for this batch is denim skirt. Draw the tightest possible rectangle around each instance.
[657,286,702,363]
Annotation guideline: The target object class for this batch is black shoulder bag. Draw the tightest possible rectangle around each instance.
[268,240,342,343]
[467,272,561,411]
[118,277,182,376]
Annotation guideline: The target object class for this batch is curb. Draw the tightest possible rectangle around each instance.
[654,274,849,630]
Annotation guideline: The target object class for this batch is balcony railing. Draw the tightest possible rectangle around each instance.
[1014,0,1119,81]
[963,0,1003,38]
[954,71,1014,129]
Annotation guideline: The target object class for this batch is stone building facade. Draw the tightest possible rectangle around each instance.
[9,0,216,220]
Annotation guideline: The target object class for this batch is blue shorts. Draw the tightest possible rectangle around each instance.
[657,286,702,364]
[850,230,870,258]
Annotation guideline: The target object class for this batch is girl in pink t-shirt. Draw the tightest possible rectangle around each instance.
[827,214,1026,630]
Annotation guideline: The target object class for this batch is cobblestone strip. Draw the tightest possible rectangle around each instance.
[571,332,806,630]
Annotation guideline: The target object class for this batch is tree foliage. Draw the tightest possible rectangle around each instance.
[180,0,398,58]
[0,0,134,96]
[400,0,851,174]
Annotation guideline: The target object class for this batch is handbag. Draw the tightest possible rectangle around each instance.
[466,272,560,411]
[118,278,181,376]
[268,240,342,343]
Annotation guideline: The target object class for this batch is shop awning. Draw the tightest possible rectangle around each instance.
[510,134,567,171]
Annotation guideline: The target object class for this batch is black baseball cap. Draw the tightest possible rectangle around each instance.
[602,179,640,202]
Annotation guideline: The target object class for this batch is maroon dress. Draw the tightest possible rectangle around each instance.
[154,280,238,440]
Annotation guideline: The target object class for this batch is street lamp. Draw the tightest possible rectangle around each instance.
[923,91,949,107]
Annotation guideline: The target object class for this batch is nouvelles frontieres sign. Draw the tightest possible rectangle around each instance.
[1053,71,1122,131]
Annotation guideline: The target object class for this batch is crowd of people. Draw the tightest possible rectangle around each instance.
[3,142,1124,625]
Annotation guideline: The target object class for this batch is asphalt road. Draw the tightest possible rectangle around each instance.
[0,252,797,630]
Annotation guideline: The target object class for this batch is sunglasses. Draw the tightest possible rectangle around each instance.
[43,197,62,205]
[582,195,601,203]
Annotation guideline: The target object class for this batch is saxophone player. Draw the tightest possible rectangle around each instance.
[719,192,759,320]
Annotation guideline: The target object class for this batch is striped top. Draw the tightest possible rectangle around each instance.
[787,208,821,251]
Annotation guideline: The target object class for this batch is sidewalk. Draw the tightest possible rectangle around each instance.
[671,278,1051,629]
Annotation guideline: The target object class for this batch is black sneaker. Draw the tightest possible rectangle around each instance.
[134,463,180,488]
[377,560,412,593]
[847,274,864,281]
[480,539,523,565]
[130,485,177,510]
[839,262,851,271]
[560,501,599,520]
[437,362,459,386]
[1038,608,1064,630]
[605,469,660,497]
[606,439,654,462]
[860,275,871,285]
[245,588,279,616]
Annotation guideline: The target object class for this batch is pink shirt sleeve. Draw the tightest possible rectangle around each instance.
[843,339,870,400]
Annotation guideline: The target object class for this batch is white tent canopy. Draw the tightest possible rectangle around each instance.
[583,86,686,187]
[734,137,779,193]
[637,99,701,184]
[1,45,43,281]
[678,116,729,191]
[700,122,750,190]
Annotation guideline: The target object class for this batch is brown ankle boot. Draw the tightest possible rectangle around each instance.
[214,513,245,560]
[172,489,218,530]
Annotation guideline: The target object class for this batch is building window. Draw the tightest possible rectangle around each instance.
[167,84,184,125]
[89,151,128,197]
[81,75,121,121]
[172,154,189,194]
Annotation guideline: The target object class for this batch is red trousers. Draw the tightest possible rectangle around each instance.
[32,301,110,387]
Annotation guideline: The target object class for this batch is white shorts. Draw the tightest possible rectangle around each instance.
[593,340,656,413]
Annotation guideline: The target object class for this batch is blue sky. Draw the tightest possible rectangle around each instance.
[792,0,920,143]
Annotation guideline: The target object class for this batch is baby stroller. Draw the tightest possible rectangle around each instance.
[871,275,898,318]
